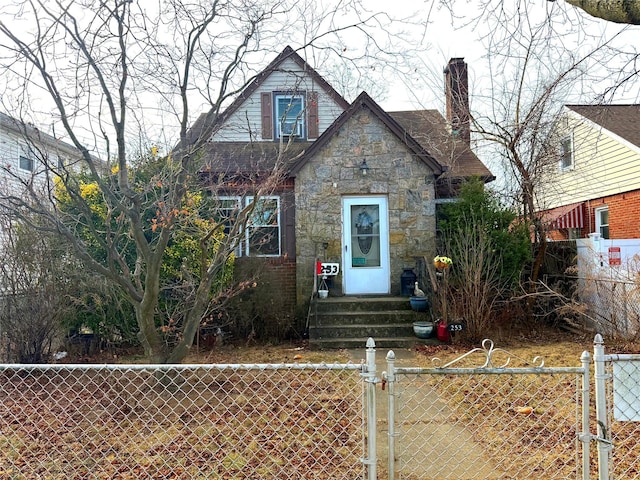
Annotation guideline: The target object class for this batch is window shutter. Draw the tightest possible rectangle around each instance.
[261,92,273,139]
[307,92,319,139]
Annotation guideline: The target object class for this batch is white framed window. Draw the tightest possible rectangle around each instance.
[19,155,34,171]
[559,134,574,171]
[595,206,609,239]
[246,196,281,256]
[216,196,243,256]
[210,194,281,257]
[275,94,304,138]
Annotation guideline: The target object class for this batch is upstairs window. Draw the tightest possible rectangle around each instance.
[275,94,304,139]
[261,91,318,140]
[19,155,34,171]
[559,134,574,170]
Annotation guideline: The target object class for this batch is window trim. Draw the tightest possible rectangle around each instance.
[246,195,281,257]
[212,194,282,258]
[274,93,305,139]
[559,133,574,171]
[595,206,609,239]
[217,195,243,257]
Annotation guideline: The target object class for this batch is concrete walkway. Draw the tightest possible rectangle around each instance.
[347,346,500,479]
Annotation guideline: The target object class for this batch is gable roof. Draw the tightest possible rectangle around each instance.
[0,111,85,159]
[185,46,351,147]
[566,104,640,149]
[289,91,446,176]
[389,110,494,182]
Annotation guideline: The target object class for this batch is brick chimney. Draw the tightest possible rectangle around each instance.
[444,58,470,144]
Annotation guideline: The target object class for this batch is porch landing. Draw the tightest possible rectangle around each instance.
[308,296,439,350]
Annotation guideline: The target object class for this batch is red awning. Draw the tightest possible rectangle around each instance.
[547,203,585,230]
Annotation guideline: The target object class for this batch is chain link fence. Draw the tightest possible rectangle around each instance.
[383,341,591,480]
[578,277,640,340]
[0,362,365,479]
[601,349,640,479]
[2,337,640,479]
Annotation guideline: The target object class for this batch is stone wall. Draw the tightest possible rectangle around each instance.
[294,107,438,305]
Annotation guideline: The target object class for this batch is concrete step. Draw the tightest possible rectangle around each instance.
[311,322,415,339]
[313,310,428,326]
[313,296,418,313]
[308,295,437,350]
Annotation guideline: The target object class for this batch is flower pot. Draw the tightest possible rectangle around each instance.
[318,289,329,299]
[413,321,434,339]
[410,296,428,312]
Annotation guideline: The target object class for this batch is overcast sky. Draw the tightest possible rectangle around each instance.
[0,0,637,153]
[366,0,639,113]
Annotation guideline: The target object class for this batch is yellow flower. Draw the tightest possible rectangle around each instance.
[433,256,453,268]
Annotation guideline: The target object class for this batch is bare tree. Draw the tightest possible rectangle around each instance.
[0,0,398,363]
[469,2,636,299]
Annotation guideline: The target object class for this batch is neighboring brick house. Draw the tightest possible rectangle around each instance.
[186,47,493,316]
[540,105,640,241]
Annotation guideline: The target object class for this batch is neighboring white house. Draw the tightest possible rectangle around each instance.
[540,104,640,338]
[538,104,640,241]
[0,111,87,198]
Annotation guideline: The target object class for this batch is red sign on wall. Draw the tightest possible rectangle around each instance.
[608,247,621,266]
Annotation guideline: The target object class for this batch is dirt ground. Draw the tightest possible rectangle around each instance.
[72,325,628,367]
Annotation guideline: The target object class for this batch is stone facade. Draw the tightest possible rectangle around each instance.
[294,108,437,305]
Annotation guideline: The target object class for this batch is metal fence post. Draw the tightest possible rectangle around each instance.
[385,350,397,480]
[580,350,591,480]
[594,333,610,480]
[364,338,377,480]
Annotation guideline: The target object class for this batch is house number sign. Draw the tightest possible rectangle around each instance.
[316,262,340,276]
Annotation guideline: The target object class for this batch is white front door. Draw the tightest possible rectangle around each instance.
[342,196,390,295]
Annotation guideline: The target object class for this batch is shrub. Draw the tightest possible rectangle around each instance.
[438,178,531,341]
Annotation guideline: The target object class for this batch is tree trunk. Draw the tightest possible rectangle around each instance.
[565,0,640,24]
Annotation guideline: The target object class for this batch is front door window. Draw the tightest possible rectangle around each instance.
[350,205,380,267]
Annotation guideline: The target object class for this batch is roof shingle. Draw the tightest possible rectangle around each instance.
[567,104,640,148]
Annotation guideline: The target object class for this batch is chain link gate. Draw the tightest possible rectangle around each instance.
[594,334,640,480]
[380,339,592,480]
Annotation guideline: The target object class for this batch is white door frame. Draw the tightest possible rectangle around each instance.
[342,196,390,295]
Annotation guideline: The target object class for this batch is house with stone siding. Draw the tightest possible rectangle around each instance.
[539,105,640,241]
[186,46,493,321]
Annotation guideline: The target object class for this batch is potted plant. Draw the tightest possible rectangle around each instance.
[433,255,453,341]
[433,255,453,270]
[412,320,434,338]
[410,280,433,337]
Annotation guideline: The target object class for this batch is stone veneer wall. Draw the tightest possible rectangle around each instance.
[294,108,438,306]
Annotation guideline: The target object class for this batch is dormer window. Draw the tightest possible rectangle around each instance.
[275,94,304,138]
[260,91,318,141]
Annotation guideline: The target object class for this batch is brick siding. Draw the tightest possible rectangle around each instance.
[586,189,640,239]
